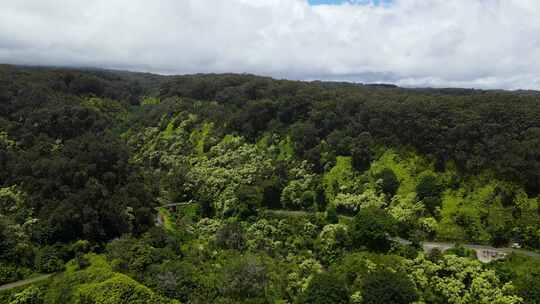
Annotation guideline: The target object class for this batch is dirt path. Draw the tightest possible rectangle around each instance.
[0,274,53,291]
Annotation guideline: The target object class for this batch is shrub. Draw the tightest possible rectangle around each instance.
[34,246,65,273]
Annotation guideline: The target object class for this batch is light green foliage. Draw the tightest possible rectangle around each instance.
[369,150,431,197]
[161,114,197,141]
[42,254,115,303]
[193,218,222,244]
[512,190,540,246]
[277,135,294,161]
[286,257,323,299]
[491,254,540,303]
[41,254,178,304]
[187,135,274,216]
[9,286,43,304]
[408,254,523,304]
[323,156,355,202]
[0,131,17,149]
[77,273,178,304]
[141,97,160,105]
[388,193,424,225]
[333,189,386,214]
[0,185,31,220]
[189,122,212,155]
[131,113,273,216]
[418,217,438,239]
[281,161,317,210]
[246,219,280,253]
[437,178,506,243]
[130,113,197,165]
[316,224,350,264]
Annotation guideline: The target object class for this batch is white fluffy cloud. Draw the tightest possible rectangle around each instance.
[1,0,539,89]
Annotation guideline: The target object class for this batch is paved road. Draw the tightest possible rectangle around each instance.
[0,274,53,291]
[264,210,540,262]
[394,237,540,262]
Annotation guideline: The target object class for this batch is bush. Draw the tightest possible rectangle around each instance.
[0,264,24,284]
[374,168,399,197]
[215,221,245,251]
[34,246,65,273]
[301,272,349,304]
[9,286,43,304]
[326,205,339,224]
[445,245,477,259]
[350,208,396,252]
[77,273,177,304]
[361,268,418,304]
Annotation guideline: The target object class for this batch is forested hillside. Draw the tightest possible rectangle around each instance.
[1,64,540,303]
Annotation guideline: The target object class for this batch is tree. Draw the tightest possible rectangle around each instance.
[230,184,263,219]
[374,168,400,197]
[220,255,270,302]
[316,224,350,264]
[34,246,64,273]
[351,133,374,172]
[215,221,246,251]
[409,254,522,304]
[361,268,418,304]
[350,207,395,252]
[416,174,442,215]
[301,272,349,304]
[9,286,43,304]
[326,205,339,224]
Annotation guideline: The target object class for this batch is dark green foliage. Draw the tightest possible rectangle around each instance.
[8,286,43,304]
[491,254,540,304]
[0,264,27,285]
[301,272,349,304]
[326,205,339,224]
[374,168,399,197]
[427,248,443,262]
[34,246,64,273]
[445,245,477,259]
[75,254,90,270]
[230,184,263,219]
[350,208,396,252]
[361,268,418,304]
[215,222,246,251]
[290,122,319,156]
[416,175,441,199]
[145,260,196,302]
[1,65,539,304]
[219,255,270,302]
[351,132,374,172]
[416,175,442,214]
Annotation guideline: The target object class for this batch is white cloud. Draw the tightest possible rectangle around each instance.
[1,0,539,89]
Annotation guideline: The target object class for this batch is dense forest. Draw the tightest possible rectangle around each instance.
[1,64,540,303]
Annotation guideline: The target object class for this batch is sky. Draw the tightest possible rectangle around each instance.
[1,0,540,90]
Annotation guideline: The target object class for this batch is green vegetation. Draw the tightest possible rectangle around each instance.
[1,65,539,303]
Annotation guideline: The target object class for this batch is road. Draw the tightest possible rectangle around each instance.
[0,274,53,291]
[159,208,540,263]
[264,209,540,262]
[394,238,540,262]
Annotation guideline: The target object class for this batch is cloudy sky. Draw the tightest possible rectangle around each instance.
[1,0,539,89]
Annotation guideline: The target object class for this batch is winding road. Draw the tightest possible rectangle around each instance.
[264,209,540,263]
[0,274,53,291]
[156,207,540,263]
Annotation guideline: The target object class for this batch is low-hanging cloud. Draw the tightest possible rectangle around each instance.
[1,0,539,89]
